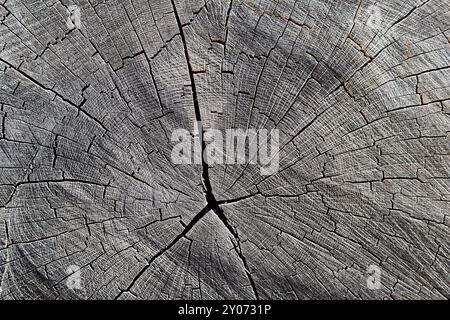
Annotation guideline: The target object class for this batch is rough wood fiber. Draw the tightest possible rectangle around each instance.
[0,0,449,299]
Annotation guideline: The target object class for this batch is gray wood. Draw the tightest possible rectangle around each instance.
[0,0,449,299]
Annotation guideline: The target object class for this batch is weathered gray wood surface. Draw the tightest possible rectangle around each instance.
[0,0,449,299]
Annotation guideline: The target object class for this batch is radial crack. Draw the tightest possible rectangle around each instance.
[169,0,259,300]
[114,205,211,299]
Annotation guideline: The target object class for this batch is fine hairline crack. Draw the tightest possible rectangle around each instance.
[115,0,259,300]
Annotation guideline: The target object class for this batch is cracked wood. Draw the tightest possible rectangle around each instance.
[0,0,449,300]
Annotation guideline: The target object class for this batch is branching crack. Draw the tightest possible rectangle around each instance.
[113,0,260,300]
[171,0,260,299]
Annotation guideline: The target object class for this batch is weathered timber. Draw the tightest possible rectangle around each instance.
[0,0,449,300]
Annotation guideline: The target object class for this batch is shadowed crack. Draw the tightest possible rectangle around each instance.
[113,0,260,300]
[170,0,259,299]
[170,0,260,300]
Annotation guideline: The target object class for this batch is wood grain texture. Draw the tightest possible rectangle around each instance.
[0,0,449,299]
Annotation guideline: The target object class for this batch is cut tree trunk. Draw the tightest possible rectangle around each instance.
[0,0,449,299]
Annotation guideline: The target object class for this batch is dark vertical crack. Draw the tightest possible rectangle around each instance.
[114,0,259,300]
[224,0,234,48]
[169,0,260,300]
[1,108,6,139]
[168,0,212,198]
